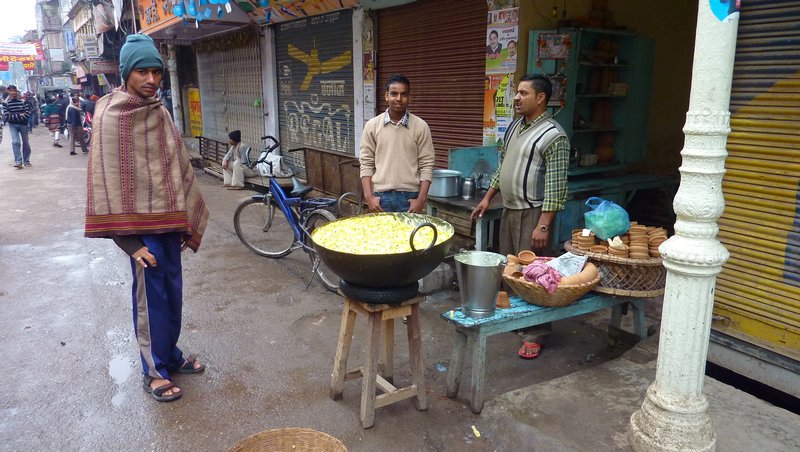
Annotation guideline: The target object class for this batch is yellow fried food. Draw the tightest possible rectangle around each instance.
[312,215,453,255]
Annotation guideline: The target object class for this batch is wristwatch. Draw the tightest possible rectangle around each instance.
[538,224,549,232]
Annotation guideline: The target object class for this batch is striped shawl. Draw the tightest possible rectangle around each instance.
[84,88,209,252]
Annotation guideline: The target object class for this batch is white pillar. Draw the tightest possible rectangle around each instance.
[629,2,739,452]
[167,44,184,136]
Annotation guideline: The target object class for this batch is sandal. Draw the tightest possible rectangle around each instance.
[174,354,206,374]
[518,341,541,360]
[143,375,182,402]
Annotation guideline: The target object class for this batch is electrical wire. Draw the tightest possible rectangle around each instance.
[531,0,554,28]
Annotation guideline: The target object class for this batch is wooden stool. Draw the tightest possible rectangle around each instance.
[329,296,427,428]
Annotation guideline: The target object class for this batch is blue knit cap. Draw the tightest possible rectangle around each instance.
[119,34,164,82]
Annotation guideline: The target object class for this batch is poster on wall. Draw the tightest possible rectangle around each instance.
[483,73,516,145]
[483,5,518,145]
[188,88,203,137]
[485,7,518,75]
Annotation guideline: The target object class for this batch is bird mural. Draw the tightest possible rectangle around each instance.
[287,40,352,91]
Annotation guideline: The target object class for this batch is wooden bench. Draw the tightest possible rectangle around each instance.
[441,293,647,413]
[196,136,297,191]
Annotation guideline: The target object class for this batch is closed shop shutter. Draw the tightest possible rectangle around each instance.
[196,30,264,147]
[275,10,356,176]
[377,0,486,168]
[715,0,800,360]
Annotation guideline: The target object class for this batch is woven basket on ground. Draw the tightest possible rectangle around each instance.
[503,256,600,307]
[228,428,347,452]
[565,241,666,297]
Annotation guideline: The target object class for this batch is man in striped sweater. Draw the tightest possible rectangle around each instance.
[471,73,570,359]
[1,85,33,169]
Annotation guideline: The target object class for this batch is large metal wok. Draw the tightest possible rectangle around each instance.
[312,212,454,288]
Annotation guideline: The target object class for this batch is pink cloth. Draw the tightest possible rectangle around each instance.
[522,260,563,294]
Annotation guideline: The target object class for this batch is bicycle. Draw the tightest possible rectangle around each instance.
[233,135,358,291]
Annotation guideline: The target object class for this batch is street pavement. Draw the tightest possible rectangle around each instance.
[1,125,798,451]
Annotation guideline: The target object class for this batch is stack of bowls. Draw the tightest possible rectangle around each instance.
[607,242,629,258]
[628,224,649,259]
[590,244,608,254]
[647,228,668,257]
[572,230,596,250]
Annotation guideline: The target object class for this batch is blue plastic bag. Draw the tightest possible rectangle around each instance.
[583,197,630,240]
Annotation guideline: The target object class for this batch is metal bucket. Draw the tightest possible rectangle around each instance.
[454,251,507,318]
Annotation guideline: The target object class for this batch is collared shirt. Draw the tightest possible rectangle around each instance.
[490,111,570,211]
[382,108,410,128]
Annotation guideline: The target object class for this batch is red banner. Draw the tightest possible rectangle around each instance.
[0,61,8,71]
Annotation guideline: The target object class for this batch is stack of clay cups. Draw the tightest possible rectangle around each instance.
[628,223,649,259]
[572,229,597,250]
[647,227,668,257]
[607,241,629,258]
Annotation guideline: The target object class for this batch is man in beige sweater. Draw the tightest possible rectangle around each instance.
[360,74,435,213]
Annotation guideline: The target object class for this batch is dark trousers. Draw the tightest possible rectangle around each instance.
[130,233,185,379]
[70,126,87,153]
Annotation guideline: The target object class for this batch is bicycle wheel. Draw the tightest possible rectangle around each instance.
[233,197,295,258]
[303,209,340,291]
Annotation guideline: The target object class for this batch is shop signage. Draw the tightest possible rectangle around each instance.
[241,0,358,25]
[91,60,119,75]
[0,54,35,63]
[0,42,38,56]
[188,87,203,137]
[65,31,76,52]
[136,0,181,35]
[0,61,8,71]
[78,34,99,59]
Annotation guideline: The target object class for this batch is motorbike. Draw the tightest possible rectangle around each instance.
[81,111,92,147]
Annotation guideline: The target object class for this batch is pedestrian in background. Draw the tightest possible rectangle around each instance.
[23,92,37,132]
[221,130,256,190]
[84,34,210,403]
[66,97,87,155]
[1,85,33,169]
[359,74,435,213]
[43,97,63,147]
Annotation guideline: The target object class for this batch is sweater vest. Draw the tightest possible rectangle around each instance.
[498,116,566,210]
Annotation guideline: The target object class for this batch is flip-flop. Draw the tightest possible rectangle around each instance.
[143,375,182,402]
[174,354,206,374]
[518,341,541,359]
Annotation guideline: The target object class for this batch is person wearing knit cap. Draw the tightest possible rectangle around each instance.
[85,33,209,402]
[221,129,256,189]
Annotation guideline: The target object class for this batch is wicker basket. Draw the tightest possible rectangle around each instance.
[564,241,666,297]
[503,257,600,307]
[228,428,347,452]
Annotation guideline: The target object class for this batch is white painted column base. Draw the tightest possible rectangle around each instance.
[630,385,715,452]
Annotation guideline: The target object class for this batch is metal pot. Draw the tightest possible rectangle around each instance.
[429,169,461,197]
[312,213,454,288]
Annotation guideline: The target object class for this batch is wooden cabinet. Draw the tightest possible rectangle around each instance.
[528,28,658,248]
[529,28,654,175]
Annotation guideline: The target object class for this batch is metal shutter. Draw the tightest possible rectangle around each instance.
[275,9,356,176]
[196,32,264,147]
[715,0,800,360]
[377,0,486,168]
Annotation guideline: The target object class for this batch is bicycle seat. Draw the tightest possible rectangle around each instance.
[290,177,313,197]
